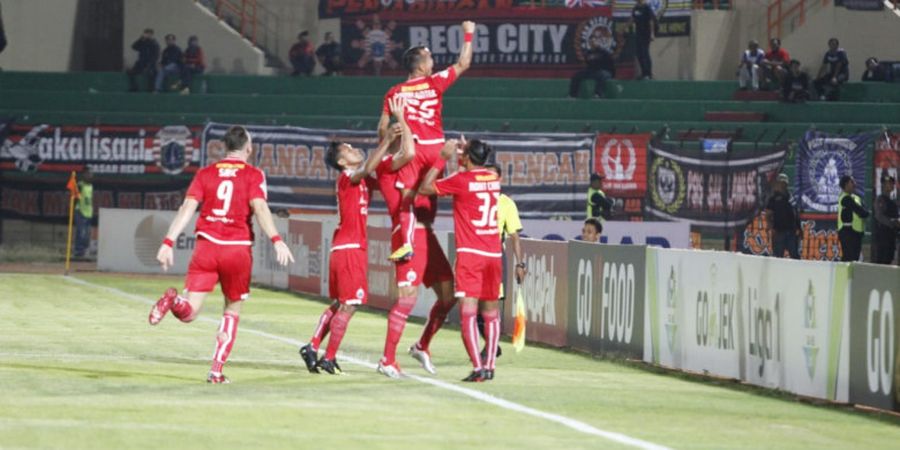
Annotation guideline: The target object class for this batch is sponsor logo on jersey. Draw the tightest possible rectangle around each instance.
[401,83,430,92]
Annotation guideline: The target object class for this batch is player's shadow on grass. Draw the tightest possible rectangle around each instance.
[141,355,301,374]
[0,362,198,383]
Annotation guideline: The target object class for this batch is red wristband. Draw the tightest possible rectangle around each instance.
[162,238,174,248]
[464,32,473,43]
[271,235,283,244]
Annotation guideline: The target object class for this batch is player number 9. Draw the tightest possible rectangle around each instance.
[212,180,233,216]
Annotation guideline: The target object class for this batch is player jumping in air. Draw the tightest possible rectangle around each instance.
[419,138,502,382]
[148,125,295,384]
[299,97,407,375]
[377,20,475,261]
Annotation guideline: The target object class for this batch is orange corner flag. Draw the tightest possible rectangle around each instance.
[512,288,526,352]
[66,171,79,199]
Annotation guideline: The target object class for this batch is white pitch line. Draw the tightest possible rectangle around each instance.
[62,276,670,450]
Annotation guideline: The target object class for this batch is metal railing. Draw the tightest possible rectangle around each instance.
[692,0,731,9]
[767,0,830,42]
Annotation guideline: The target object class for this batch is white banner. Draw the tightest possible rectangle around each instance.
[98,208,196,274]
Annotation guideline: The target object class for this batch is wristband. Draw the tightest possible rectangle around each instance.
[162,238,174,248]
[271,235,283,244]
[464,32,473,43]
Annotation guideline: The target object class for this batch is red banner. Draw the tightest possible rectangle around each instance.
[875,133,900,194]
[594,133,649,220]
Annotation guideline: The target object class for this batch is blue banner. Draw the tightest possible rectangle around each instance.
[796,131,872,214]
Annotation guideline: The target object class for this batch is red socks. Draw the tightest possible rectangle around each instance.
[417,299,454,352]
[210,312,239,374]
[382,296,417,364]
[482,308,500,370]
[459,302,482,370]
[324,309,353,360]
[171,295,196,322]
[310,303,338,351]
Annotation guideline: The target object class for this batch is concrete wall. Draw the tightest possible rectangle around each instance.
[0,0,79,71]
[123,0,265,75]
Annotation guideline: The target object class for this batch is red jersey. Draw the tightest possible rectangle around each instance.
[373,154,437,224]
[332,170,375,251]
[186,158,267,245]
[433,168,502,257]
[766,48,790,64]
[382,66,458,145]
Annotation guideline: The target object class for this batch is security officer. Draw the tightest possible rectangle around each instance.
[837,175,870,262]
[872,174,899,264]
[74,168,94,258]
[587,173,613,220]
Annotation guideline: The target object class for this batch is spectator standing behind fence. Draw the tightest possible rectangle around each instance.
[862,57,886,82]
[316,32,343,76]
[568,37,615,99]
[872,174,900,264]
[289,31,316,76]
[155,34,183,93]
[127,29,160,92]
[813,38,849,101]
[180,36,205,94]
[782,59,810,103]
[837,175,870,262]
[738,40,765,91]
[762,38,790,88]
[765,173,801,259]
[630,0,655,80]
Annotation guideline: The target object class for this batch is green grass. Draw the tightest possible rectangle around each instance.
[1,273,899,449]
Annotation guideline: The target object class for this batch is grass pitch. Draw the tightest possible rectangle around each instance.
[1,272,899,449]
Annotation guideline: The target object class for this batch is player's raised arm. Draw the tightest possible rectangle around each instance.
[377,111,391,142]
[156,198,199,271]
[452,21,475,76]
[418,139,458,196]
[389,98,415,171]
[250,198,294,266]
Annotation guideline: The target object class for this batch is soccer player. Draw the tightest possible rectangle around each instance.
[299,97,406,375]
[419,138,502,382]
[148,125,294,384]
[377,20,475,261]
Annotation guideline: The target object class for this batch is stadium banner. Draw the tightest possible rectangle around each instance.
[97,208,196,274]
[645,142,787,232]
[0,123,202,175]
[336,8,643,78]
[287,219,326,296]
[319,0,522,18]
[848,263,900,412]
[594,134,649,221]
[251,218,290,290]
[202,123,595,218]
[741,212,843,261]
[875,133,900,196]
[503,238,569,347]
[611,0,692,37]
[566,241,646,358]
[796,131,872,214]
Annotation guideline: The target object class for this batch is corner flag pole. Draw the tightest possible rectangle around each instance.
[65,171,78,276]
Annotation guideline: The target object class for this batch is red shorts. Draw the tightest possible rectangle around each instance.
[395,227,454,289]
[329,248,368,305]
[454,251,502,301]
[185,238,252,301]
[397,142,446,190]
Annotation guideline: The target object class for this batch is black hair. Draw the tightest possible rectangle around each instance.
[324,141,344,171]
[165,34,176,41]
[224,126,249,152]
[484,163,502,178]
[403,46,428,73]
[144,28,154,35]
[584,217,603,235]
[828,37,839,46]
[839,175,854,189]
[770,37,781,46]
[789,59,801,66]
[299,31,309,38]
[465,139,492,166]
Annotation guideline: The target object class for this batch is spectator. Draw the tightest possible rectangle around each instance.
[782,59,810,103]
[289,31,316,76]
[74,168,94,258]
[154,34,183,93]
[581,218,603,243]
[180,35,205,93]
[316,32,343,76]
[630,0,656,80]
[837,175,870,262]
[862,57,886,82]
[813,38,849,101]
[127,28,160,92]
[872,174,899,264]
[738,40,765,91]
[765,173,801,259]
[762,38,790,88]
[568,37,616,99]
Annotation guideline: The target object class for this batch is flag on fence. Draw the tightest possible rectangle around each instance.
[512,288,526,352]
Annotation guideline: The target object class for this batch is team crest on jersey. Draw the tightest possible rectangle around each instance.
[356,288,365,299]
[154,126,196,175]
[406,270,417,283]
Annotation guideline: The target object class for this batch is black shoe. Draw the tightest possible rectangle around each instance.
[483,369,494,381]
[299,344,319,373]
[317,358,343,375]
[480,345,502,363]
[462,369,486,382]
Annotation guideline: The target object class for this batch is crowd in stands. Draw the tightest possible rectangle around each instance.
[127,29,205,94]
[289,30,343,76]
